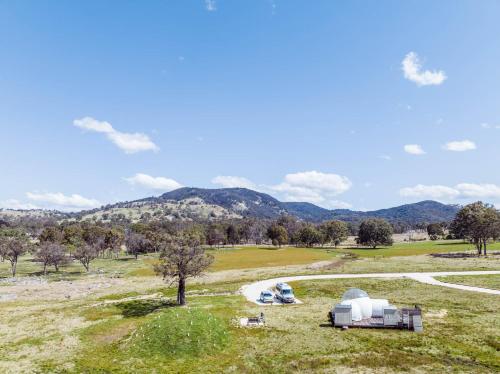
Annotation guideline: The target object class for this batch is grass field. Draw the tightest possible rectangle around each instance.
[436,274,500,290]
[338,239,500,257]
[2,276,498,373]
[0,240,499,373]
[208,246,336,271]
[1,240,498,280]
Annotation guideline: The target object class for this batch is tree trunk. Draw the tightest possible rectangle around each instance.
[43,263,47,275]
[483,239,487,256]
[55,263,59,272]
[11,261,17,277]
[177,276,186,305]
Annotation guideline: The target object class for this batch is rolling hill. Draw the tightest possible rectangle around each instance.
[1,187,460,226]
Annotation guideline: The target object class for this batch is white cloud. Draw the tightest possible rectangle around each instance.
[400,184,460,200]
[0,199,40,210]
[480,123,500,129]
[400,183,500,201]
[443,140,476,152]
[211,176,256,189]
[205,0,216,11]
[269,171,352,209]
[455,183,500,198]
[125,173,183,191]
[404,144,426,155]
[379,155,392,161]
[73,117,159,154]
[26,192,101,210]
[402,52,446,86]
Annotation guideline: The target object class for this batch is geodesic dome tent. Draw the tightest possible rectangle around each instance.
[342,288,369,301]
[338,288,389,320]
[340,288,372,320]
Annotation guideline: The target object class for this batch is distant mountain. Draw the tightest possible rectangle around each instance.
[328,200,460,226]
[0,187,460,226]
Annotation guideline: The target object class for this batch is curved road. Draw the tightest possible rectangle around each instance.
[240,270,500,305]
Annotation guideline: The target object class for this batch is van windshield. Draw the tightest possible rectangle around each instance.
[282,289,292,295]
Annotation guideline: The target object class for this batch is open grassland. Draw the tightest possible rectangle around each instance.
[208,246,336,271]
[338,239,500,257]
[435,274,500,290]
[0,244,499,373]
[1,275,498,373]
[2,243,500,283]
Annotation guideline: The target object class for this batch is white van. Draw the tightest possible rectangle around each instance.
[275,282,295,303]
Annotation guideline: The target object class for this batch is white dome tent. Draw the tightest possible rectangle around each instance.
[338,288,388,320]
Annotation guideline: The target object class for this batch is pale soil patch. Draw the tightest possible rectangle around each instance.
[425,309,448,319]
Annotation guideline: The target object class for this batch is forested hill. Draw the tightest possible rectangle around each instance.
[0,187,460,226]
[104,187,459,225]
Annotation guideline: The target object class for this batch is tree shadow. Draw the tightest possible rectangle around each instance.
[319,323,334,328]
[116,298,176,318]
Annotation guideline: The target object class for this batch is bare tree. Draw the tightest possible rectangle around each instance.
[74,244,98,272]
[154,231,213,305]
[0,235,30,277]
[35,243,69,275]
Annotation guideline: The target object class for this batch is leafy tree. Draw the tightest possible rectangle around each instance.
[154,230,213,305]
[74,244,98,272]
[296,225,323,247]
[39,226,64,243]
[35,243,68,274]
[225,224,240,247]
[357,218,394,248]
[427,223,445,240]
[206,224,226,248]
[319,220,349,247]
[266,224,288,247]
[105,227,124,258]
[276,215,302,245]
[125,232,149,259]
[450,202,500,255]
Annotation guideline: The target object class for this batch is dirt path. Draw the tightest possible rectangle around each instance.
[240,270,500,305]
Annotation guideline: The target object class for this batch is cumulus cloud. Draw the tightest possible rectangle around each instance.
[269,171,352,209]
[402,52,446,86]
[205,0,216,11]
[400,183,500,201]
[73,117,159,154]
[455,183,500,198]
[125,173,183,191]
[400,184,460,200]
[404,144,426,155]
[26,192,101,211]
[443,140,476,152]
[211,176,257,189]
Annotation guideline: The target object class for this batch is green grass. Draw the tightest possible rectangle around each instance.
[436,274,500,290]
[1,241,497,281]
[208,246,336,271]
[70,275,500,373]
[129,308,230,358]
[338,239,500,257]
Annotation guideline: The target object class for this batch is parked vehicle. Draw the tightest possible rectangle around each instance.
[259,290,274,303]
[275,282,295,303]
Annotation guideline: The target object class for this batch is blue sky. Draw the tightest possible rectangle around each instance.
[1,0,500,212]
